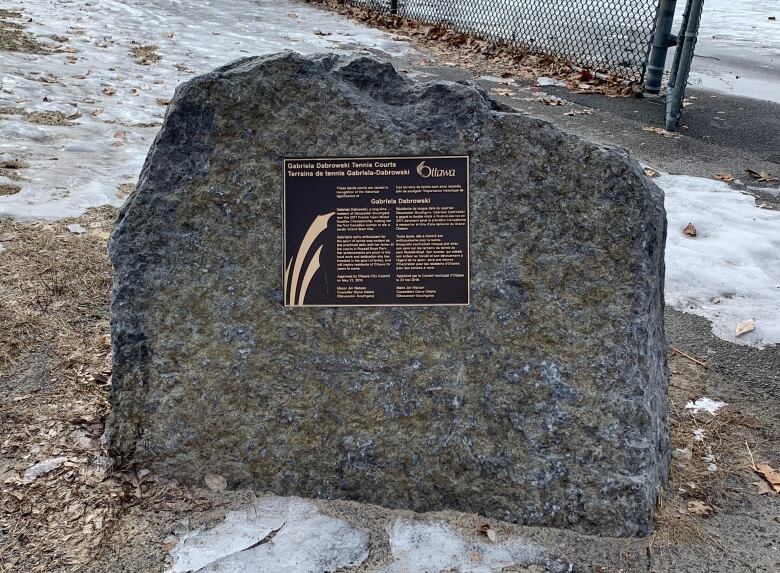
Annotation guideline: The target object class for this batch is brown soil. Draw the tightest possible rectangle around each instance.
[0,107,78,127]
[0,184,21,196]
[0,161,30,183]
[130,44,161,65]
[0,9,49,54]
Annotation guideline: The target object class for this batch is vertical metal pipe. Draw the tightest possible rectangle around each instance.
[665,0,705,131]
[390,0,398,15]
[667,0,692,91]
[645,0,678,94]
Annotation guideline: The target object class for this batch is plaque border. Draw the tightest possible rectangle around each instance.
[282,155,470,308]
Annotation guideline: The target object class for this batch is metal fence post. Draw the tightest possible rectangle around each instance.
[390,0,398,15]
[665,0,704,130]
[645,0,678,94]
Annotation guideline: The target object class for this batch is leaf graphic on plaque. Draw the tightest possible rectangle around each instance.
[285,212,334,306]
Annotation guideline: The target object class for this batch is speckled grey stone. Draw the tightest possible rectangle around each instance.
[107,52,669,537]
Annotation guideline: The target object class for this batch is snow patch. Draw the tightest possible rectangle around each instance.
[658,174,780,347]
[685,397,727,415]
[66,223,87,235]
[168,496,368,573]
[23,456,69,481]
[379,520,557,573]
[0,0,415,220]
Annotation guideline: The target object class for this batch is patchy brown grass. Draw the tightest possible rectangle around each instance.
[0,106,78,126]
[0,208,116,571]
[650,351,772,558]
[0,9,49,54]
[0,160,30,183]
[0,184,21,196]
[130,44,161,65]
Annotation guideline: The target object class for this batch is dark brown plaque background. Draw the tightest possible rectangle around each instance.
[283,156,469,307]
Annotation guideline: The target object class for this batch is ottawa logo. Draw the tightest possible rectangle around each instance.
[416,161,456,178]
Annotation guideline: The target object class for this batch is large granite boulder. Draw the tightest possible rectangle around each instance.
[108,52,668,537]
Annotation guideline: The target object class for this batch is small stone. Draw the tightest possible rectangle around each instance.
[24,456,68,481]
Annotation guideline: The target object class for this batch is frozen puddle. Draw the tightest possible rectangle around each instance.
[168,497,368,573]
[168,496,567,573]
[0,0,414,219]
[378,520,560,573]
[657,174,780,347]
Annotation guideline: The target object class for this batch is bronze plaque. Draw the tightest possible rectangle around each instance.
[283,156,469,307]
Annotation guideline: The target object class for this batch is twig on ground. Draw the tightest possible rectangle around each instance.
[670,346,708,368]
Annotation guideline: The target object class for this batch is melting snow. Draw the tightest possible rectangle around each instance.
[0,0,414,219]
[657,174,780,347]
[168,496,368,573]
[378,520,559,573]
[685,397,728,415]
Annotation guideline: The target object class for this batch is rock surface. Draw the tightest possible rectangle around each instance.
[108,52,668,537]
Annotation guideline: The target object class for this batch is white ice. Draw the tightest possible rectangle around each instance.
[167,496,560,573]
[168,496,368,573]
[657,174,780,347]
[378,520,555,573]
[0,0,414,219]
[685,397,728,415]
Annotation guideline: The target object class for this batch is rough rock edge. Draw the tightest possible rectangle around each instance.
[108,51,669,537]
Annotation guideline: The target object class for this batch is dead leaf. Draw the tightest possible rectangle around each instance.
[490,88,512,97]
[542,96,565,106]
[477,522,496,542]
[735,319,756,337]
[755,463,780,486]
[714,173,735,182]
[754,481,775,495]
[156,98,171,106]
[643,167,659,178]
[642,126,680,139]
[102,86,116,96]
[745,169,778,182]
[682,222,697,237]
[204,473,227,491]
[686,500,713,516]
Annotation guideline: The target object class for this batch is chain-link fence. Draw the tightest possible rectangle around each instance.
[349,0,661,83]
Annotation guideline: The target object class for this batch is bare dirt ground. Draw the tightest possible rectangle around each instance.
[1,208,778,572]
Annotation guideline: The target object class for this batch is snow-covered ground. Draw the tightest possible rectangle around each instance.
[166,495,560,573]
[656,174,780,347]
[0,0,414,218]
[1,0,778,346]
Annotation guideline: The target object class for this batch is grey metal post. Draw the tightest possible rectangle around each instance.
[390,0,398,15]
[667,0,692,91]
[645,0,678,94]
[665,0,705,131]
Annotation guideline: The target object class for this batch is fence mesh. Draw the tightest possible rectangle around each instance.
[347,0,660,82]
